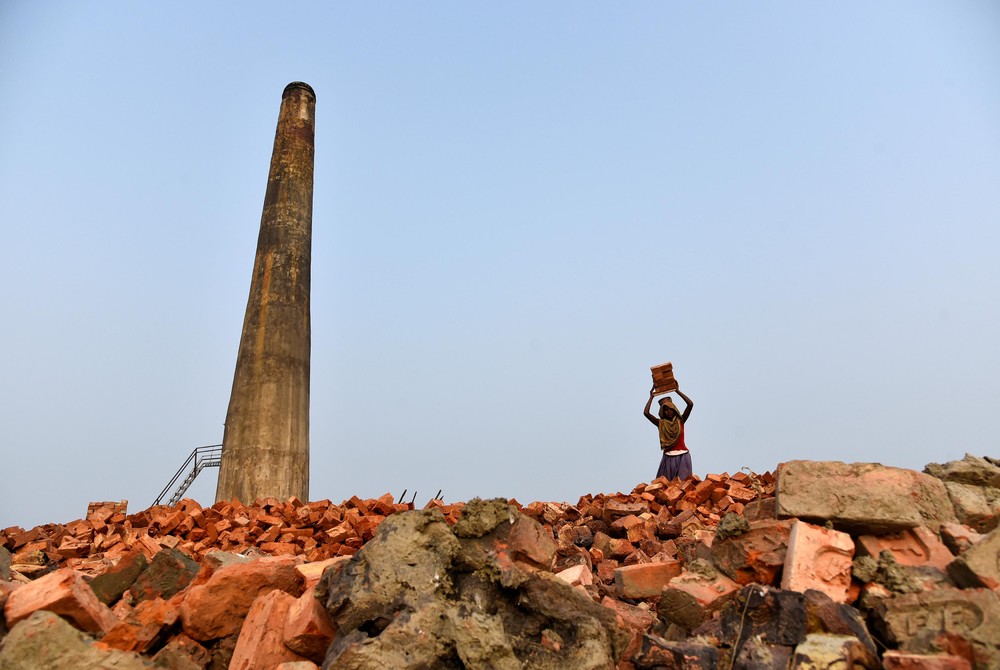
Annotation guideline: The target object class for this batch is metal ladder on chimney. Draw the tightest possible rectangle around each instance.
[153,444,223,507]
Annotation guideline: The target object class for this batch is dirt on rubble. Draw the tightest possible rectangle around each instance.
[316,499,628,669]
[1,454,999,669]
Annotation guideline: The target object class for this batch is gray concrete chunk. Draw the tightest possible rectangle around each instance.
[776,460,956,534]
[0,610,148,670]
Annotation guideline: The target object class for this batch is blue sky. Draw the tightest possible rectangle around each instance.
[2,3,998,530]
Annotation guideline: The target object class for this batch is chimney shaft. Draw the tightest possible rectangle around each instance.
[216,82,316,504]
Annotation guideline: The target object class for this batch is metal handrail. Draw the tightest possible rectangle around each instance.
[153,444,223,506]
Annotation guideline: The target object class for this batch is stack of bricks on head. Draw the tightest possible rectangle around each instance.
[1,454,998,669]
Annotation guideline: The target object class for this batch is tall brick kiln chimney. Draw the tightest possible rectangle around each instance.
[216,82,316,504]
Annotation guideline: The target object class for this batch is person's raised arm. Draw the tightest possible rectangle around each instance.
[643,385,659,426]
[675,388,694,423]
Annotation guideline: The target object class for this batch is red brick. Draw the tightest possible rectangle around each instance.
[626,521,657,544]
[727,484,757,503]
[97,596,181,653]
[4,568,117,633]
[295,556,349,590]
[688,480,717,505]
[610,514,644,533]
[324,522,354,544]
[606,538,635,560]
[180,555,304,641]
[555,564,593,587]
[710,519,791,586]
[613,560,682,598]
[780,520,853,602]
[283,586,337,662]
[856,526,953,570]
[938,523,983,555]
[600,595,656,663]
[596,559,618,584]
[260,541,300,555]
[505,516,556,570]
[230,590,307,670]
[603,499,649,523]
[666,569,740,610]
[881,651,972,669]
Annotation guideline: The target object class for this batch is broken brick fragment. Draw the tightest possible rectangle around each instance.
[780,520,854,602]
[97,596,181,655]
[659,565,740,630]
[710,519,791,586]
[946,526,1000,590]
[180,555,304,641]
[856,526,954,570]
[882,651,973,670]
[600,595,656,664]
[632,635,719,670]
[283,585,337,663]
[4,568,118,634]
[719,586,807,652]
[88,546,148,605]
[150,633,211,669]
[613,560,681,599]
[230,590,307,670]
[128,547,200,603]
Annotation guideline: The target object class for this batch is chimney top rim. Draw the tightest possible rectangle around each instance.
[283,82,315,100]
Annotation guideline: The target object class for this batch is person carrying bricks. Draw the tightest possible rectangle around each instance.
[643,386,694,481]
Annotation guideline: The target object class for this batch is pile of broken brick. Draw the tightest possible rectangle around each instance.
[0,453,997,669]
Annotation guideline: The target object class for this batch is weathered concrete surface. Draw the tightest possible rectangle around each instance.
[853,550,925,595]
[128,547,199,603]
[730,637,793,670]
[941,482,1000,534]
[316,500,628,669]
[926,455,1000,533]
[776,460,956,533]
[216,81,316,505]
[0,610,148,670]
[150,633,211,670]
[947,526,1000,590]
[925,454,1000,489]
[0,581,13,641]
[0,547,10,581]
[869,588,1000,669]
[88,548,147,605]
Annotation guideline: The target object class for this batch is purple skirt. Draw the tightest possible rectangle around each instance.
[656,451,692,481]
